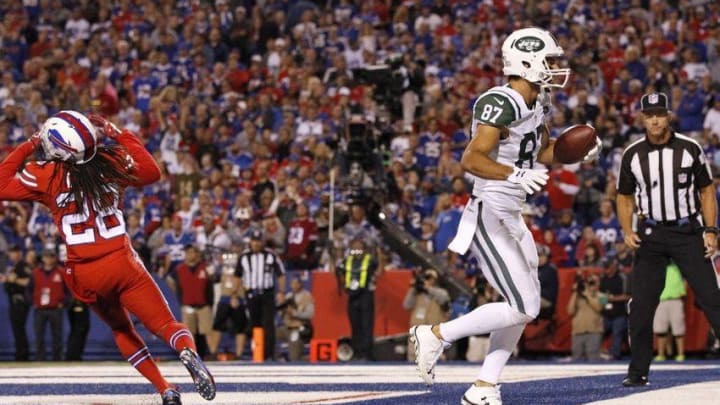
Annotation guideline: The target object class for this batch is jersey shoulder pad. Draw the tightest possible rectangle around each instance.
[20,161,54,190]
[472,92,519,127]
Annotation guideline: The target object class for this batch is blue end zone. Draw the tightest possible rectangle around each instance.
[3,364,720,404]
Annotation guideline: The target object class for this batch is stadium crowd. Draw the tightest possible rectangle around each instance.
[1,0,720,359]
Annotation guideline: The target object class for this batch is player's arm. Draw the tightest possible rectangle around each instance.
[0,139,44,201]
[536,124,557,165]
[464,93,548,193]
[460,124,513,180]
[462,123,548,194]
[87,114,161,186]
[115,130,162,186]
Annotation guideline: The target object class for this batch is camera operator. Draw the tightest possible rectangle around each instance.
[403,268,449,361]
[276,276,315,361]
[396,54,425,129]
[567,272,605,361]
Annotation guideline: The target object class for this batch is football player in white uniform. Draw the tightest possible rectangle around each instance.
[410,27,601,405]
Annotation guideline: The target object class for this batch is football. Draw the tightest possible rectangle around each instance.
[553,124,597,164]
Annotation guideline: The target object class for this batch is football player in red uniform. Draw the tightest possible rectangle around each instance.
[0,111,215,405]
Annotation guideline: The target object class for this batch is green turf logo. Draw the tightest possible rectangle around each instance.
[514,36,545,52]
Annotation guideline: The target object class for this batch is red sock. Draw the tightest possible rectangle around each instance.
[161,321,197,353]
[114,328,173,393]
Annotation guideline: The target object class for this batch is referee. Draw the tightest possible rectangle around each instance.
[235,229,286,360]
[617,92,720,386]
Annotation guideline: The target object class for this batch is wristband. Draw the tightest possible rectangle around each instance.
[705,226,719,234]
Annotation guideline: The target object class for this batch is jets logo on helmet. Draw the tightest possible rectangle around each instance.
[513,36,545,52]
[39,110,98,164]
[501,27,570,89]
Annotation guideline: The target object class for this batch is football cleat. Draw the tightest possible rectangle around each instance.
[161,388,182,405]
[410,325,450,386]
[461,384,502,405]
[179,348,216,400]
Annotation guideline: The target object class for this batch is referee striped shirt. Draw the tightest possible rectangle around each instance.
[617,132,713,222]
[234,248,285,290]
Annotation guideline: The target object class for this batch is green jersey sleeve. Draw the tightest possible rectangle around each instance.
[472,93,518,127]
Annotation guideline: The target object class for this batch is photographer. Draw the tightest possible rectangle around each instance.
[403,269,449,361]
[567,272,605,361]
[276,277,315,361]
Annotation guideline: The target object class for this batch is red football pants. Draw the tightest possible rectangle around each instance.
[65,248,175,334]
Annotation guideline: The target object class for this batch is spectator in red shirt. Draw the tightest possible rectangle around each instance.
[285,202,319,272]
[450,176,470,209]
[168,245,214,357]
[30,249,66,361]
[542,229,569,268]
[575,226,605,265]
[546,164,579,215]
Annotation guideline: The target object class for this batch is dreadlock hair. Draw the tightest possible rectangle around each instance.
[51,144,139,214]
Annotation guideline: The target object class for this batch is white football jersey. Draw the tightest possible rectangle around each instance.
[468,85,550,210]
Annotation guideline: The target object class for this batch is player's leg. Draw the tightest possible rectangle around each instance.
[441,206,539,340]
[463,212,540,404]
[90,296,174,394]
[413,205,539,390]
[118,252,216,400]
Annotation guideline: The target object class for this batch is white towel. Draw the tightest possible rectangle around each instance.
[448,197,479,255]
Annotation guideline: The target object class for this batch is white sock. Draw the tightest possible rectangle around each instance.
[476,324,525,384]
[438,302,531,342]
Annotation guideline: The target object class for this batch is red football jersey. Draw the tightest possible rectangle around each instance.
[0,132,161,263]
[285,217,318,259]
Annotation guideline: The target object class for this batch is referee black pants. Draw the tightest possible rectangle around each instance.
[628,221,720,378]
[247,289,277,361]
[347,289,374,360]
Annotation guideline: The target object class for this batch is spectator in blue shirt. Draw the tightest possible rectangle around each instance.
[132,62,160,112]
[433,194,461,253]
[676,79,706,136]
[592,199,623,252]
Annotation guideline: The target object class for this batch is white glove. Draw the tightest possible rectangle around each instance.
[582,137,602,162]
[507,167,549,194]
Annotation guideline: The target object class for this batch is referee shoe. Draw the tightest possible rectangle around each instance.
[180,348,216,400]
[622,375,649,387]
